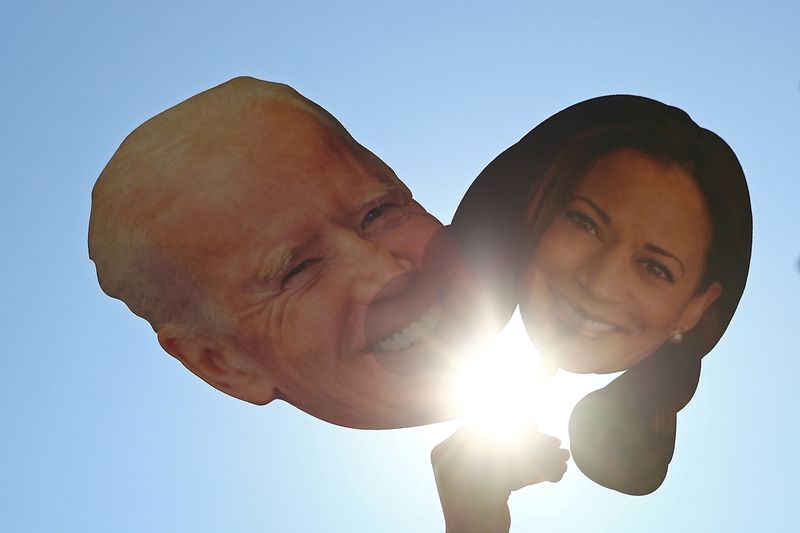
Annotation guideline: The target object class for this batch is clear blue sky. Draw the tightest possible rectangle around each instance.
[2,1,798,531]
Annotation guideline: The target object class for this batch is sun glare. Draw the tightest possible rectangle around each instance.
[452,310,620,445]
[454,311,553,441]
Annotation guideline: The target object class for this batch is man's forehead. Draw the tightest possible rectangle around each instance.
[246,108,389,178]
[146,79,410,272]
[171,177,404,303]
[168,135,404,265]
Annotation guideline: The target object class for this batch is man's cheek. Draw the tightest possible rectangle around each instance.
[263,296,301,353]
[294,288,351,346]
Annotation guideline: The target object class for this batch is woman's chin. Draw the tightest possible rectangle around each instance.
[538,345,622,375]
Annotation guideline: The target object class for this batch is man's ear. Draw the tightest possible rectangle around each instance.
[156,324,278,405]
[678,281,722,334]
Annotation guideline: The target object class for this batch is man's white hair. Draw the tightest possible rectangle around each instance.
[88,76,315,336]
[88,110,227,335]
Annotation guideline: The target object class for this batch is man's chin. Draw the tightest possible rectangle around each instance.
[300,388,462,430]
[356,403,461,430]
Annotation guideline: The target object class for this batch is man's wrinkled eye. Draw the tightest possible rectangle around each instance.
[566,211,600,238]
[283,258,319,284]
[361,204,393,229]
[641,259,674,282]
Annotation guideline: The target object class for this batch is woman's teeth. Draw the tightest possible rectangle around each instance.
[557,297,617,336]
[375,304,442,352]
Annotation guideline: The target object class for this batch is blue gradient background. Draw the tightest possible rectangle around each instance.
[2,1,798,531]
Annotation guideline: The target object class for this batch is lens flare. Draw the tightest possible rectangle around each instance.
[453,312,554,441]
[451,310,620,444]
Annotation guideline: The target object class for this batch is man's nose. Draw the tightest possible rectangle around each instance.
[575,245,628,304]
[337,230,416,305]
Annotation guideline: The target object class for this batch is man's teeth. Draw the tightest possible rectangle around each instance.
[375,304,442,352]
[558,298,616,334]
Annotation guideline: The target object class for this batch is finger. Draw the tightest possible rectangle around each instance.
[507,460,569,490]
[545,460,569,483]
[476,432,568,478]
[489,445,569,487]
[555,447,570,462]
[514,425,562,447]
[432,425,570,494]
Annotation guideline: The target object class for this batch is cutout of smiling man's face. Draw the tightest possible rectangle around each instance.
[89,77,484,429]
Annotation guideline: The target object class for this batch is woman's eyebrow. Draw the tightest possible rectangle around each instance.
[644,243,686,276]
[570,195,686,276]
[571,196,611,224]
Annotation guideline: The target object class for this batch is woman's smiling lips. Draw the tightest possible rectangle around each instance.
[553,292,622,338]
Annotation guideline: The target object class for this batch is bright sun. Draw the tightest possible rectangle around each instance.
[452,310,619,444]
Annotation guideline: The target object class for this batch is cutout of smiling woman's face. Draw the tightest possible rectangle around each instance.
[520,148,722,374]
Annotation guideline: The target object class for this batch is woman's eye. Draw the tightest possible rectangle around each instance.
[566,211,599,237]
[361,203,394,229]
[641,260,674,282]
[283,258,319,284]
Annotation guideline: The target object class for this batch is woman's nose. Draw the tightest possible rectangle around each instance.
[576,245,628,304]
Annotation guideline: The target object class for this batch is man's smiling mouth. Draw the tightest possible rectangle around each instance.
[555,295,619,337]
[373,303,442,352]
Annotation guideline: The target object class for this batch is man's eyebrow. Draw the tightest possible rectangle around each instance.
[571,196,611,224]
[259,243,293,283]
[350,182,399,214]
[644,243,686,276]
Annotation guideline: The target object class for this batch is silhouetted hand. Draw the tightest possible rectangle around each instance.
[431,424,569,533]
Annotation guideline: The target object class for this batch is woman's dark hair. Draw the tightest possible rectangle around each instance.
[451,95,752,495]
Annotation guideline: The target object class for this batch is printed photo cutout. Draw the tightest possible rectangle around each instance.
[452,95,752,494]
[89,77,490,430]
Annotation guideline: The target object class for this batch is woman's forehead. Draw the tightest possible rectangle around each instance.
[576,150,705,211]
[574,149,712,257]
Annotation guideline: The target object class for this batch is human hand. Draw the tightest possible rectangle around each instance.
[431,424,569,532]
